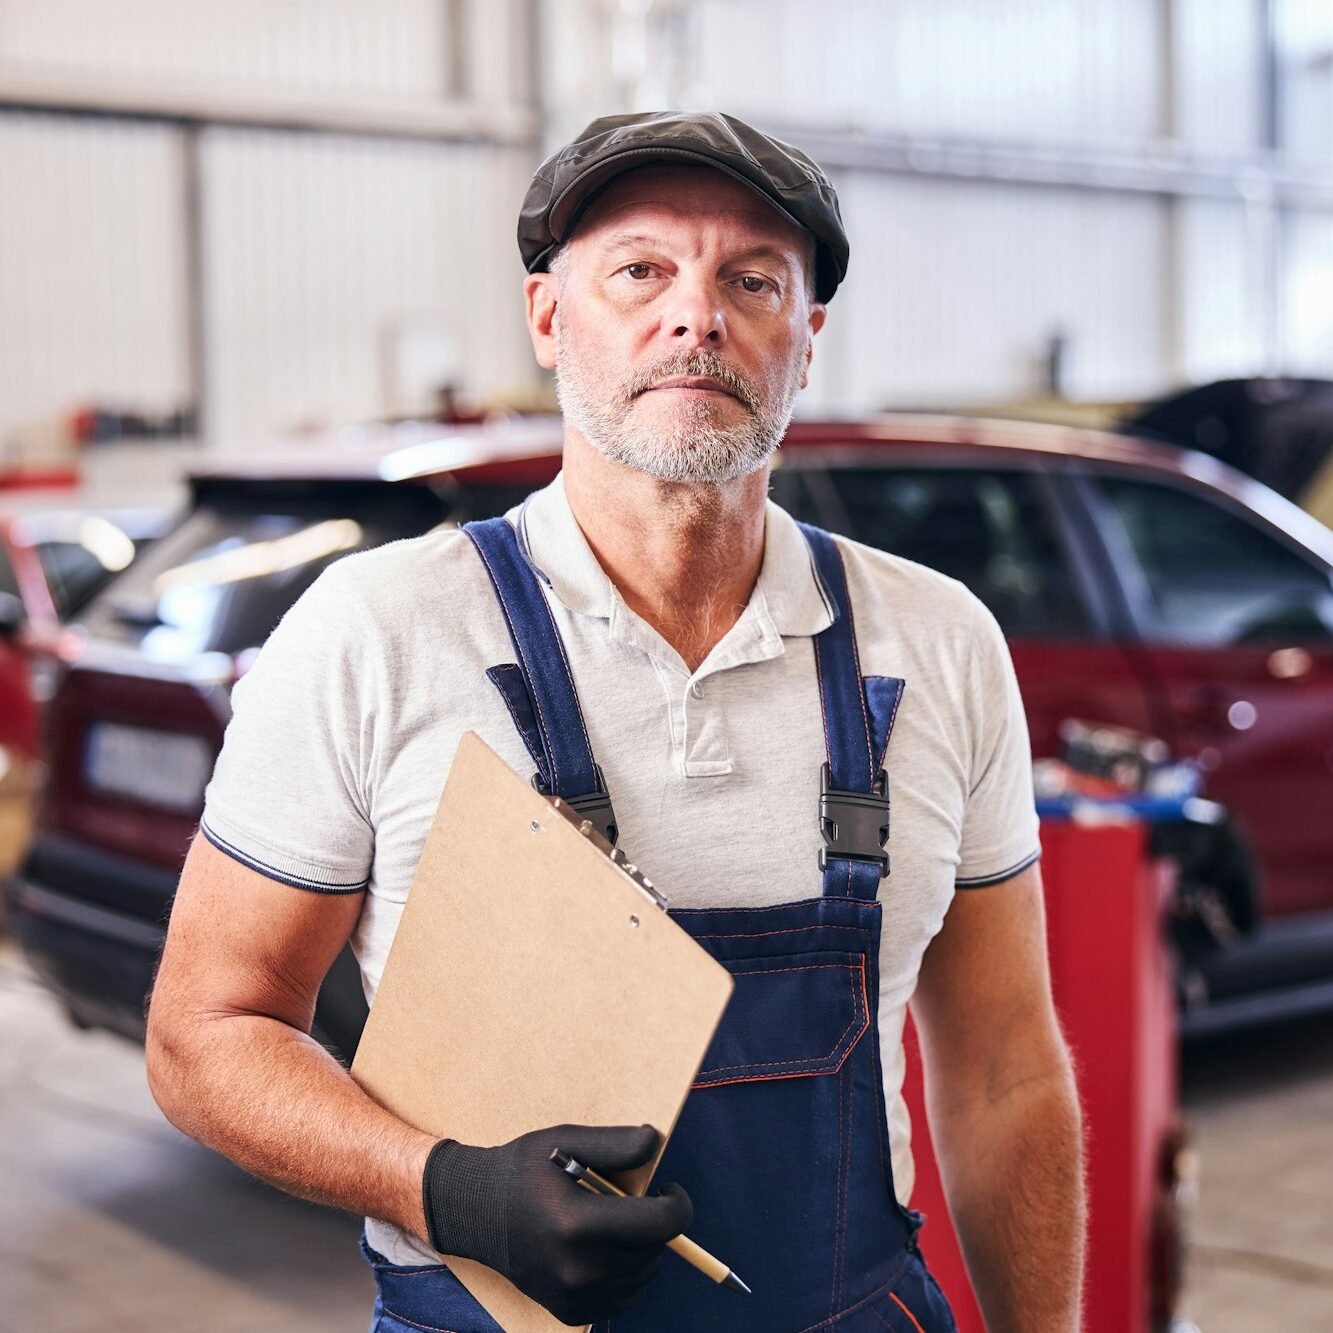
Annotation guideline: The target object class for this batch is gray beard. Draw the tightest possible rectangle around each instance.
[554,333,804,484]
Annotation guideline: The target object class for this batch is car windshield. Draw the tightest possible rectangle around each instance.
[36,527,160,621]
[81,484,447,661]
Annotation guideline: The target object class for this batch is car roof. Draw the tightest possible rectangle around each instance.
[190,410,1333,566]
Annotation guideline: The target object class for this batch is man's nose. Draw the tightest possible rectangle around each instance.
[660,274,725,348]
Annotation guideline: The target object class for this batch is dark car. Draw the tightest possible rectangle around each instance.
[8,415,1333,1052]
[1,505,169,640]
[0,505,169,880]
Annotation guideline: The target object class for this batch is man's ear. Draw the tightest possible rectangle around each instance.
[525,273,559,371]
[799,303,827,390]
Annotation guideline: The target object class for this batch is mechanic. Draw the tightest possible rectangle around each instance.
[146,111,1085,1331]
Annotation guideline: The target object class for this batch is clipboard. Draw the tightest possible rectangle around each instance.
[351,730,734,1332]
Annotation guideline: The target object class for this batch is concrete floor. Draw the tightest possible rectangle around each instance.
[1177,1014,1333,1330]
[2,939,1332,1333]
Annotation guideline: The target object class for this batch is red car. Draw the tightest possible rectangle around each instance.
[0,506,167,879]
[15,412,1330,1332]
[9,415,1333,1044]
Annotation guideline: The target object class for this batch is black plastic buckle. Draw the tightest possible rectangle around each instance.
[818,762,890,878]
[533,765,619,847]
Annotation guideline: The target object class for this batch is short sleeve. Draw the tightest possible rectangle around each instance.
[200,562,374,893]
[953,604,1042,888]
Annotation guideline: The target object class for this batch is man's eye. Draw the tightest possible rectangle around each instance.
[739,275,772,294]
[624,263,654,280]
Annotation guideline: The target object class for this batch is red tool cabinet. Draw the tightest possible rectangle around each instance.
[904,817,1182,1332]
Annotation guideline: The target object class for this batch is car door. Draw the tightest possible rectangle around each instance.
[771,456,1158,756]
[1079,469,1333,918]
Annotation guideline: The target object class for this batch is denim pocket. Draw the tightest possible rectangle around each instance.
[691,951,870,1087]
[845,1254,958,1333]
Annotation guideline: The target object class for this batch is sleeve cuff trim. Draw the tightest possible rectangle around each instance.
[955,847,1042,889]
[200,819,368,895]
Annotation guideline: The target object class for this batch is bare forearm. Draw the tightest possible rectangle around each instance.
[930,1067,1085,1332]
[147,1013,436,1242]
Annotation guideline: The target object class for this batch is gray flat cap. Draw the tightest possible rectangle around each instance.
[518,110,849,302]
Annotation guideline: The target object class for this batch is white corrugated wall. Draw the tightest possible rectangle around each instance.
[0,0,540,456]
[691,0,1165,142]
[0,112,191,433]
[0,0,454,100]
[202,129,534,447]
[1,0,1330,461]
[803,174,1169,411]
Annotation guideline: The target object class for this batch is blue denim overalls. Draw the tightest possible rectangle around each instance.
[360,517,957,1333]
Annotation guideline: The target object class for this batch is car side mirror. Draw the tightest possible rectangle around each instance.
[0,591,25,641]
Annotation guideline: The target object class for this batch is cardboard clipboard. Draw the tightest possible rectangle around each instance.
[351,731,733,1332]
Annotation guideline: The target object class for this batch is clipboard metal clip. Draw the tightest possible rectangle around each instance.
[533,766,619,848]
[546,788,670,914]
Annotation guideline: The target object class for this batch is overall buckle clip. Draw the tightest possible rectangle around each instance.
[818,762,890,878]
[534,765,619,847]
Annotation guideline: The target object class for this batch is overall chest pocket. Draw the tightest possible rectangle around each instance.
[691,951,870,1088]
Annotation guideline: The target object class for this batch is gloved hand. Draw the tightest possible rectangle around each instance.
[422,1122,691,1325]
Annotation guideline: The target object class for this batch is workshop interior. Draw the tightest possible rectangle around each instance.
[3,3,1333,1331]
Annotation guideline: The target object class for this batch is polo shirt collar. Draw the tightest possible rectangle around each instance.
[515,472,836,640]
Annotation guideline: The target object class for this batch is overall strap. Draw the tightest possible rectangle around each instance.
[463,517,618,844]
[798,523,906,900]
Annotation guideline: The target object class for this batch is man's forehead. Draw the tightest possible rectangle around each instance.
[573,164,806,252]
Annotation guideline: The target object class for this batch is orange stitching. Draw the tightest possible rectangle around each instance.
[790,1257,913,1333]
[696,963,864,1072]
[672,897,878,915]
[691,924,869,940]
[693,1014,870,1088]
[720,962,856,977]
[890,1292,928,1333]
[831,1013,847,1317]
[379,1306,464,1333]
[471,536,561,791]
[529,557,597,776]
[879,676,907,769]
[831,536,876,781]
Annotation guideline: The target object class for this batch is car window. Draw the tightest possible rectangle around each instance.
[1095,476,1333,646]
[80,486,447,661]
[773,465,1091,639]
[36,533,155,622]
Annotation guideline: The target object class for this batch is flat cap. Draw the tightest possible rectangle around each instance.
[518,111,849,302]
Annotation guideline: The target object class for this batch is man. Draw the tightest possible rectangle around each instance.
[147,112,1085,1330]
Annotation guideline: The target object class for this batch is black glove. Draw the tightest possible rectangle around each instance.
[422,1122,692,1325]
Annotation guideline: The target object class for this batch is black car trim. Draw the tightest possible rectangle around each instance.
[200,818,368,894]
[24,832,180,919]
[9,878,165,949]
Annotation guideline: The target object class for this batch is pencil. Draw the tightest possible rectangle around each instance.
[549,1148,752,1295]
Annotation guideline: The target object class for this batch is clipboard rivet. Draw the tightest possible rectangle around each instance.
[530,820,543,832]
[629,914,640,928]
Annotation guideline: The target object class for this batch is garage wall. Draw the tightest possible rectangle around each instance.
[0,112,191,432]
[202,129,534,446]
[0,0,539,457]
[1,0,1330,464]
[546,0,1332,407]
[0,0,455,101]
[803,176,1169,411]
[689,0,1166,142]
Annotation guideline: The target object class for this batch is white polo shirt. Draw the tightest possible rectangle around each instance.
[201,471,1041,1267]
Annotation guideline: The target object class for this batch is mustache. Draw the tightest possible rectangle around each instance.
[624,352,758,411]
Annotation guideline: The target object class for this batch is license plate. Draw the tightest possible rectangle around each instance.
[83,723,214,813]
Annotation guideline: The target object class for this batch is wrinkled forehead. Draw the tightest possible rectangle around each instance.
[569,163,810,258]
